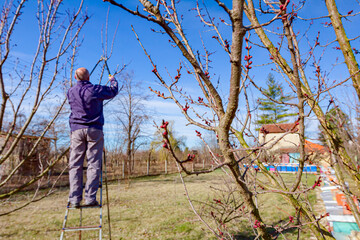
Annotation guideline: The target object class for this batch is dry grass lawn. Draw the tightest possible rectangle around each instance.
[0,170,319,239]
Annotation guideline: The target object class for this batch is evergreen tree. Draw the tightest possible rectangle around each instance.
[256,74,295,128]
[318,107,351,146]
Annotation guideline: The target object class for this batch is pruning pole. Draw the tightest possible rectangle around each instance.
[103,149,112,240]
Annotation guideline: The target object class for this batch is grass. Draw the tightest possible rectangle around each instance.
[0,170,318,240]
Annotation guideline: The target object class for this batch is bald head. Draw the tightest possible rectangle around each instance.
[75,67,90,81]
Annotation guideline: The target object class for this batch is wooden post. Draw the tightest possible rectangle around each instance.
[165,158,168,174]
[122,158,125,179]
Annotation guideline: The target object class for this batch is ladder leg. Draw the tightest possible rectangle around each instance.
[60,149,109,239]
[79,208,82,240]
[60,202,70,240]
[99,152,103,240]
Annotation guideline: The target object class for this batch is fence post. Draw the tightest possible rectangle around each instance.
[147,158,150,176]
[122,158,125,178]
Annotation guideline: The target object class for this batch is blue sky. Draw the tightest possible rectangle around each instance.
[5,0,360,148]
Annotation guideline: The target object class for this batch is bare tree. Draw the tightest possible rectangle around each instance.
[101,0,359,239]
[113,72,150,176]
[323,0,360,226]
[0,0,88,199]
[244,0,360,229]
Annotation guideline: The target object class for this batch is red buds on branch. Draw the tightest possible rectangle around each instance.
[204,71,210,79]
[312,176,322,189]
[160,120,170,149]
[160,120,169,129]
[174,65,182,81]
[253,219,262,229]
[183,103,189,112]
[149,87,168,99]
[244,34,253,70]
[186,154,195,162]
[152,65,157,73]
[224,39,229,49]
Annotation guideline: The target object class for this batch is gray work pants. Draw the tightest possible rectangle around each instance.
[68,128,104,204]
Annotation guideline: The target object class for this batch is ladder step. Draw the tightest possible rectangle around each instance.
[68,204,101,209]
[63,225,101,232]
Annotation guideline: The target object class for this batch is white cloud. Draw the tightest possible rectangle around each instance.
[103,98,204,148]
[144,99,201,147]
[143,99,182,116]
[305,117,320,142]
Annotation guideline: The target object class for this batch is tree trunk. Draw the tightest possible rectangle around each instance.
[147,150,152,176]
[325,0,360,102]
[147,158,150,176]
[131,143,135,173]
[218,127,272,240]
[126,139,132,176]
[122,157,125,179]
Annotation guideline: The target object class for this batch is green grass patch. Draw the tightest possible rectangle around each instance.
[0,170,318,239]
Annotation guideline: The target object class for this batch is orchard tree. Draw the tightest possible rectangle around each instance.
[244,0,360,228]
[0,0,125,216]
[0,0,88,202]
[113,72,150,176]
[255,73,295,128]
[102,0,360,239]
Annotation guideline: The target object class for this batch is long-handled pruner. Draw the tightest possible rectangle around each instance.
[103,148,112,240]
[96,57,124,91]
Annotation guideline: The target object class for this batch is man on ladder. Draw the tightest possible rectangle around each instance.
[67,67,118,207]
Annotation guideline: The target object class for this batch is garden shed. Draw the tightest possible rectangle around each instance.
[0,132,54,177]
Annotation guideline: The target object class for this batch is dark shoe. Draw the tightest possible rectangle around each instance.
[69,202,80,208]
[84,200,99,207]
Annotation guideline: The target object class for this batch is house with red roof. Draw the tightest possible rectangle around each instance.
[259,123,327,164]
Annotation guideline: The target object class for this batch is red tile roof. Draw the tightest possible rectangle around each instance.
[260,123,299,134]
[305,140,327,154]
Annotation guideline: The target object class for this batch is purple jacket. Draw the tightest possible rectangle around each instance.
[67,79,118,132]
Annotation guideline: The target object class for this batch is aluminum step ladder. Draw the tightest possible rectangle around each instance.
[60,150,111,240]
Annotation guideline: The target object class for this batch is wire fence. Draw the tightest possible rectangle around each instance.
[0,151,215,194]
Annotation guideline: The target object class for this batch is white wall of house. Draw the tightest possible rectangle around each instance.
[259,132,300,152]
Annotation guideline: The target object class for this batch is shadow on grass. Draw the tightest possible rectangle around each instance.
[233,226,301,240]
[233,233,256,240]
[129,170,223,183]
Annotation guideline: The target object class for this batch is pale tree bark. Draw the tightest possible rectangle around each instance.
[104,1,273,239]
[105,0,335,239]
[244,0,360,232]
[0,0,88,199]
[324,0,360,226]
[0,0,26,132]
[114,73,150,177]
[325,0,360,101]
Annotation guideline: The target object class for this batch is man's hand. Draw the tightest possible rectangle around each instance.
[108,75,118,94]
[108,75,115,82]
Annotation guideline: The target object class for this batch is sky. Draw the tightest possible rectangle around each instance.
[4,0,360,149]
